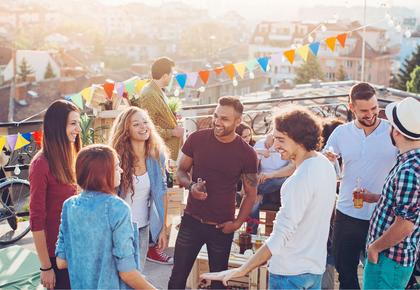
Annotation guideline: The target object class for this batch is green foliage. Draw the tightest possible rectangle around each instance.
[26,24,48,46]
[336,65,348,81]
[12,32,32,49]
[18,58,35,82]
[104,55,134,70]
[53,20,104,39]
[293,54,326,85]
[44,61,56,79]
[180,22,233,59]
[406,65,420,94]
[79,113,109,146]
[396,45,420,91]
[168,97,182,113]
[39,42,59,51]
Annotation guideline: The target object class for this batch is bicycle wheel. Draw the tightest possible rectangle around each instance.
[0,179,31,245]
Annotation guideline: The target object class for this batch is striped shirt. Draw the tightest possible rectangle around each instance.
[366,149,420,267]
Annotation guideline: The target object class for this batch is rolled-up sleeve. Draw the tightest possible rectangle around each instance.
[29,157,49,232]
[108,198,137,272]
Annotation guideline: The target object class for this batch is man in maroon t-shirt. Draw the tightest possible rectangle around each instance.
[168,96,259,289]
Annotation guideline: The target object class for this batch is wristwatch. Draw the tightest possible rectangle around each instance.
[188,181,196,192]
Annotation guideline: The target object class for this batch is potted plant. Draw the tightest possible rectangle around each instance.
[239,216,259,254]
[125,92,140,107]
[168,97,182,117]
[99,97,113,110]
[79,113,109,146]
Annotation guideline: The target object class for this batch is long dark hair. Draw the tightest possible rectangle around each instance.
[32,100,81,185]
[235,122,256,146]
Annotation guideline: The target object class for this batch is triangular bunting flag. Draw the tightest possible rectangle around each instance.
[297,45,309,62]
[309,42,320,56]
[175,74,187,90]
[257,56,269,72]
[283,50,296,65]
[271,53,282,67]
[15,133,30,151]
[102,83,115,100]
[337,33,347,48]
[325,36,337,52]
[136,80,147,92]
[71,93,84,110]
[6,135,18,153]
[233,62,246,79]
[246,60,255,72]
[0,136,6,152]
[81,87,92,103]
[124,81,136,97]
[115,82,125,99]
[198,70,210,85]
[187,72,198,87]
[32,131,42,148]
[213,67,224,75]
[166,77,174,92]
[224,64,235,80]
[21,133,32,149]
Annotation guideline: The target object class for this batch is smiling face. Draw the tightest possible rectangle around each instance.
[350,96,379,128]
[241,128,252,144]
[212,105,241,139]
[114,154,123,188]
[66,111,81,142]
[128,112,151,142]
[273,128,301,161]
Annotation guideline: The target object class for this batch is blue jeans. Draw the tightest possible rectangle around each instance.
[168,213,234,289]
[363,252,413,289]
[249,177,287,234]
[138,224,149,274]
[269,272,323,290]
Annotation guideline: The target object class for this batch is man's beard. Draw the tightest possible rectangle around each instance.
[390,127,396,146]
[358,115,377,127]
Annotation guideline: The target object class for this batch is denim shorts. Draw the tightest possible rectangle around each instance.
[269,272,322,290]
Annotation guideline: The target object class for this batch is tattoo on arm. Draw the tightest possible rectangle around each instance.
[243,173,258,187]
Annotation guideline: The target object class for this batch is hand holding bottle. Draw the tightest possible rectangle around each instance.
[191,178,207,201]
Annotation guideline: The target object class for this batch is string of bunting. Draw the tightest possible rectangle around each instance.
[0,131,43,153]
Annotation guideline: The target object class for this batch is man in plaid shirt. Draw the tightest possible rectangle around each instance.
[357,97,420,289]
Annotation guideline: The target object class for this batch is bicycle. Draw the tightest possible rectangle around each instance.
[0,176,31,245]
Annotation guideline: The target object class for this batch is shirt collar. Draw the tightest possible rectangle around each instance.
[397,148,420,162]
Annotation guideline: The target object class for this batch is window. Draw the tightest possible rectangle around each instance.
[283,28,290,35]
[274,66,278,74]
[348,74,352,80]
[343,60,352,68]
[326,59,336,68]
[234,89,237,96]
[208,96,212,104]
[300,28,305,34]
[254,37,264,43]
[367,74,371,81]
[260,26,267,33]
[368,61,372,68]
[241,87,250,95]
[266,78,271,85]
[326,72,335,80]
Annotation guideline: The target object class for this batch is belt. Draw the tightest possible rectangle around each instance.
[185,211,218,225]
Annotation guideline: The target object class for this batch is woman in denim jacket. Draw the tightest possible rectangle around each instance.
[55,144,155,289]
[109,107,171,271]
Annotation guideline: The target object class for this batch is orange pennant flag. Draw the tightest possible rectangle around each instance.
[224,64,235,80]
[325,36,337,52]
[102,83,115,100]
[283,50,295,65]
[213,67,224,75]
[198,70,210,85]
[336,33,347,48]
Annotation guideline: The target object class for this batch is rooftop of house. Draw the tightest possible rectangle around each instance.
[66,48,103,63]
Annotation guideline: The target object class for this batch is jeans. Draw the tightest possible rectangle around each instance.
[248,177,287,234]
[49,257,71,289]
[332,210,370,289]
[138,224,149,274]
[269,272,323,290]
[168,213,234,289]
[363,252,413,290]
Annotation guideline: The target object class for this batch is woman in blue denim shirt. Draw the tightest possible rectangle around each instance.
[109,107,171,271]
[55,144,156,289]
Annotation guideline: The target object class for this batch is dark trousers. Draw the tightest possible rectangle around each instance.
[168,213,234,289]
[332,209,370,290]
[49,257,71,289]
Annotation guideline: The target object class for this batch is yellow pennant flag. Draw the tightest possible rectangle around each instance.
[81,87,92,103]
[136,80,147,92]
[233,62,246,79]
[0,136,6,152]
[325,36,337,52]
[297,45,309,62]
[14,133,30,150]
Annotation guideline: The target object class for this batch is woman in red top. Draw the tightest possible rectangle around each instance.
[29,100,81,289]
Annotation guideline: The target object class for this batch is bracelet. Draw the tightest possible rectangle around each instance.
[188,181,196,192]
[40,266,53,271]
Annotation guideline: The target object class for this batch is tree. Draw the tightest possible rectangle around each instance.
[336,65,348,81]
[44,61,56,79]
[18,58,35,82]
[180,22,233,59]
[294,54,326,84]
[406,65,420,94]
[396,44,420,91]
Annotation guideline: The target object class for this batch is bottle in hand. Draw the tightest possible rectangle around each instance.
[354,177,363,209]
[197,178,207,193]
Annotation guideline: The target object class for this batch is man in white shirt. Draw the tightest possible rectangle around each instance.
[201,103,337,289]
[323,82,399,289]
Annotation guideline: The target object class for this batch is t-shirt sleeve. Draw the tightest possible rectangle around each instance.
[29,157,50,232]
[242,146,259,174]
[393,169,420,224]
[181,130,197,158]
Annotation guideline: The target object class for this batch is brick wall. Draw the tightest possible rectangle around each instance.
[60,78,77,95]
[90,74,106,86]
[14,83,27,101]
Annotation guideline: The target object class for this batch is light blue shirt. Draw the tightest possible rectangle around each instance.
[325,120,399,220]
[254,139,289,173]
[56,191,140,289]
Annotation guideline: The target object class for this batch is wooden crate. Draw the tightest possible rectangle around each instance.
[167,186,185,216]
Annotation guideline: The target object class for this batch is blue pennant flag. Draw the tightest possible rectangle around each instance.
[175,74,187,90]
[257,56,269,72]
[21,133,32,149]
[309,42,320,56]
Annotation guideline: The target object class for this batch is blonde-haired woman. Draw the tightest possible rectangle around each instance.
[108,107,172,272]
